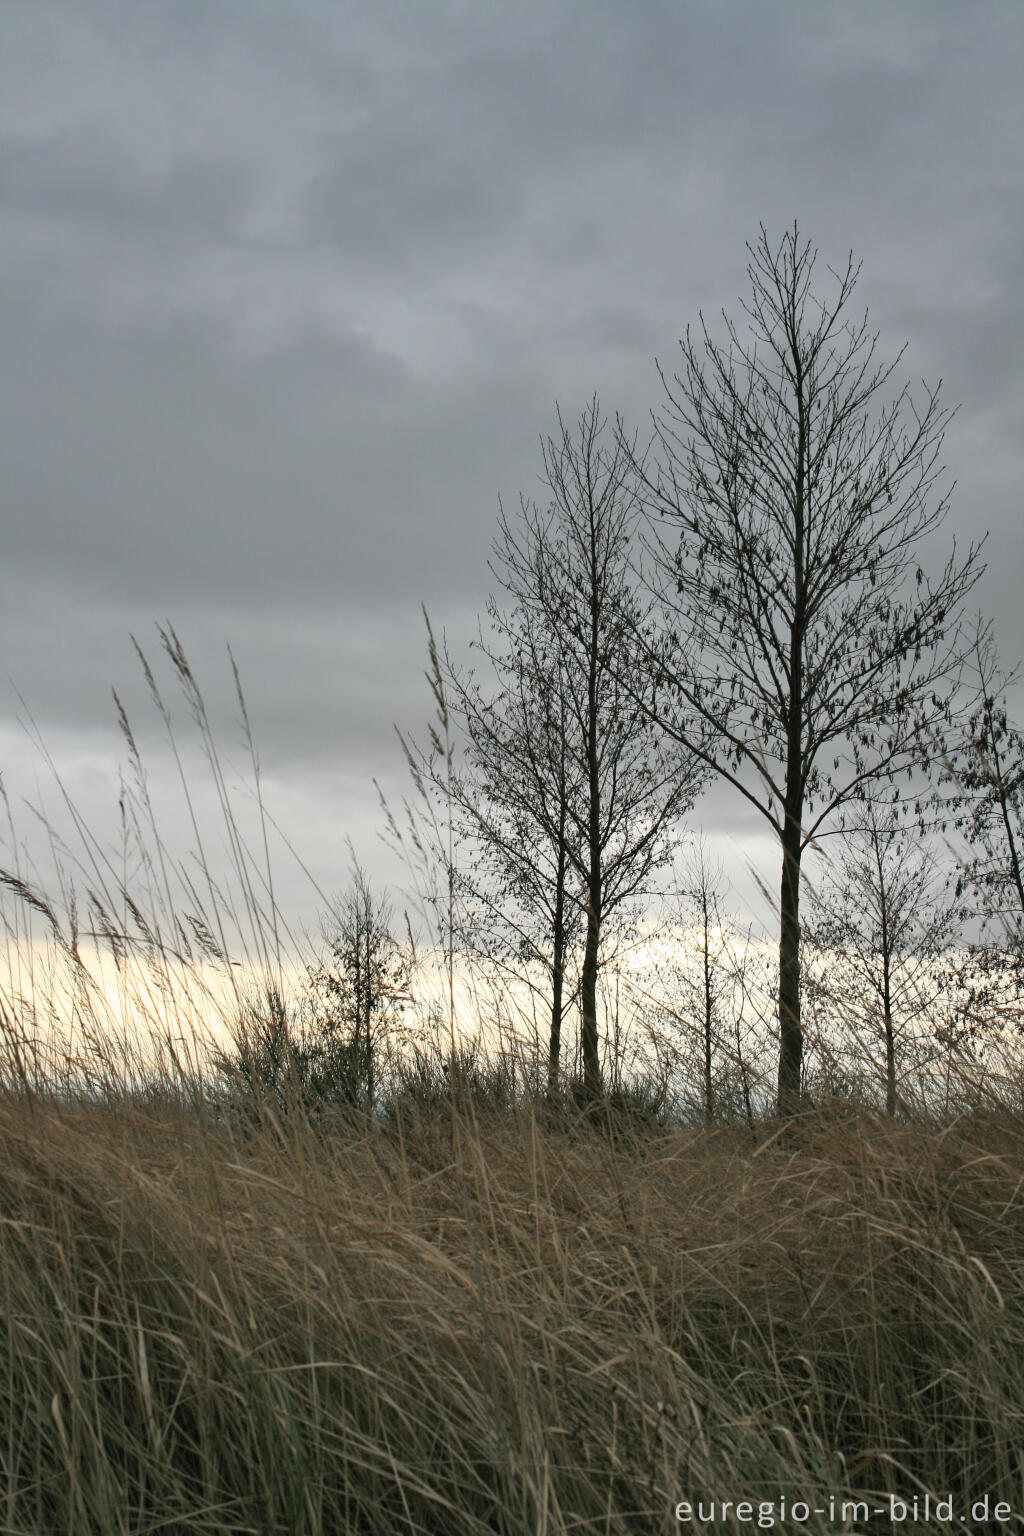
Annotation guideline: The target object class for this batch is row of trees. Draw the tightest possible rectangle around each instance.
[288,225,1018,1121]
[404,223,1022,1116]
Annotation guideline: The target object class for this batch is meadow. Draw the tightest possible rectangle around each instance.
[2,1067,1023,1534]
[2,641,1023,1535]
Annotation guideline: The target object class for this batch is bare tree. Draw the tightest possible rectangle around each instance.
[628,225,983,1113]
[519,399,704,1099]
[632,856,765,1127]
[439,399,701,1100]
[804,800,961,1116]
[672,842,732,1125]
[441,597,584,1089]
[950,623,1024,958]
[306,856,411,1110]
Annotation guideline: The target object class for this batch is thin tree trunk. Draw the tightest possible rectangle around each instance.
[580,478,604,1105]
[580,889,601,1100]
[883,998,896,1117]
[548,959,564,1089]
[777,800,804,1116]
[548,825,568,1092]
[364,919,375,1109]
[579,677,603,1101]
[701,884,714,1127]
[736,1012,754,1134]
[778,342,807,1119]
[876,841,897,1119]
[881,951,896,1118]
[353,925,364,1106]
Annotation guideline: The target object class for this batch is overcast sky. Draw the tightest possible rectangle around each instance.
[3,0,1023,935]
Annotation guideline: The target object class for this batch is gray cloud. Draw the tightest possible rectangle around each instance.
[4,132,255,247]
[2,301,555,613]
[2,0,1023,927]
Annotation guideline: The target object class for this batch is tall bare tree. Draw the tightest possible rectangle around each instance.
[440,399,701,1099]
[629,225,982,1113]
[441,596,584,1088]
[528,399,704,1099]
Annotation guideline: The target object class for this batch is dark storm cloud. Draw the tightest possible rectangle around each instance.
[2,0,1023,921]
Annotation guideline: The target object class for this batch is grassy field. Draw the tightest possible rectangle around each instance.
[2,645,1022,1532]
[3,1082,1023,1535]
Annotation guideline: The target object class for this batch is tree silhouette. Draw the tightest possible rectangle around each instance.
[629,225,983,1113]
[952,624,1024,955]
[441,399,701,1099]
[804,799,960,1116]
[306,857,411,1110]
[439,591,584,1088]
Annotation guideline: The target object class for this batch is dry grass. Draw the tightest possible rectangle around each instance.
[3,1089,1023,1534]
[3,637,1023,1531]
